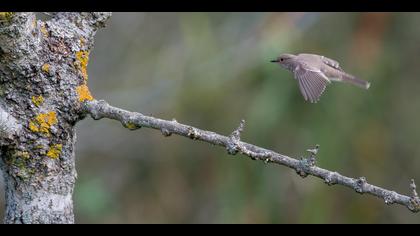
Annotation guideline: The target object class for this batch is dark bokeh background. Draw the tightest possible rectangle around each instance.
[2,12,420,223]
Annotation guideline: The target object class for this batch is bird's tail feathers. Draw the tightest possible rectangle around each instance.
[341,73,370,90]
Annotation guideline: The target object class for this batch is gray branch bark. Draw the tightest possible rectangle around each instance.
[85,99,420,213]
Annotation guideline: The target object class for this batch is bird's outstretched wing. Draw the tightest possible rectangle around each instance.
[295,68,330,103]
[321,56,343,71]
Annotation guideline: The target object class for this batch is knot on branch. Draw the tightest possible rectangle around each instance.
[187,127,199,140]
[355,177,367,194]
[384,191,398,205]
[86,100,107,120]
[225,120,271,162]
[226,119,245,155]
[296,158,311,178]
[306,144,319,166]
[295,165,308,178]
[324,172,338,186]
[408,179,420,212]
[161,128,172,137]
[410,179,419,198]
[122,116,141,131]
[296,144,319,178]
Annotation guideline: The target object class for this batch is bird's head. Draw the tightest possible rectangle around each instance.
[271,53,297,70]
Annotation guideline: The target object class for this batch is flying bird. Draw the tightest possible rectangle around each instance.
[271,53,370,103]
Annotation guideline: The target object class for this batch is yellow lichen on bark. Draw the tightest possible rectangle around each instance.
[76,84,94,102]
[40,23,49,37]
[31,95,44,107]
[75,51,90,80]
[123,122,140,130]
[46,144,62,159]
[41,63,50,74]
[0,12,14,22]
[14,151,30,159]
[29,111,57,135]
[80,37,85,47]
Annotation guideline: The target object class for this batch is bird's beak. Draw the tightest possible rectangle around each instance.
[270,59,279,63]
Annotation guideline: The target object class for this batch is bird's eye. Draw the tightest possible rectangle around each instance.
[280,58,284,61]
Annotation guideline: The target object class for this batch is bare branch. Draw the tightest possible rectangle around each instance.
[84,99,420,213]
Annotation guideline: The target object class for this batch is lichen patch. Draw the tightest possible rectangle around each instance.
[80,37,85,47]
[41,63,50,74]
[40,23,49,37]
[14,150,30,159]
[32,95,44,107]
[76,84,93,102]
[123,121,140,130]
[75,50,89,80]
[0,12,14,22]
[29,111,58,135]
[46,144,62,159]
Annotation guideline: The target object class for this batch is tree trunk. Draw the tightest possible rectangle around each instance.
[0,12,111,223]
[0,134,76,223]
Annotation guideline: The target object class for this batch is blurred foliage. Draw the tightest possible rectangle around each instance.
[2,12,420,223]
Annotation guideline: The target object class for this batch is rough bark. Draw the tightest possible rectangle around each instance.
[0,12,111,224]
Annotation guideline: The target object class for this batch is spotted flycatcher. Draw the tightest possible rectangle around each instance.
[271,53,370,103]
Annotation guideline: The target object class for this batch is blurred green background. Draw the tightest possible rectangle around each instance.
[2,12,420,223]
